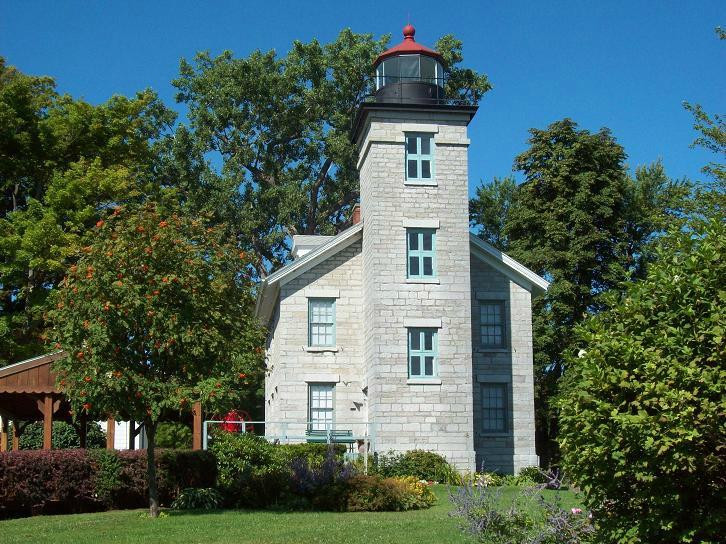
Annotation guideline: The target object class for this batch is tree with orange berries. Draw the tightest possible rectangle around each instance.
[48,203,265,517]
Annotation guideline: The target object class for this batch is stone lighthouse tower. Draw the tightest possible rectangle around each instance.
[352,24,479,471]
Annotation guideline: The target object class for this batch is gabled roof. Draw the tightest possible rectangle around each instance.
[255,222,364,324]
[254,224,549,325]
[0,351,65,394]
[469,234,550,296]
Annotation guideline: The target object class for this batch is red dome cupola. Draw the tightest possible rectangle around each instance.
[373,24,446,104]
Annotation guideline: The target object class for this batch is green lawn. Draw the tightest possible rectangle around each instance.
[0,486,582,544]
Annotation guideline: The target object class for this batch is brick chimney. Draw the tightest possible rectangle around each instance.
[351,203,361,225]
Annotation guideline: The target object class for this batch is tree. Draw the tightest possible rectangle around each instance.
[0,58,176,366]
[557,217,725,544]
[469,176,516,250]
[48,204,265,517]
[469,120,689,463]
[173,29,491,277]
[18,421,106,450]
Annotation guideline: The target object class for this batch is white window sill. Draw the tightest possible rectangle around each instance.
[404,180,437,187]
[304,346,340,353]
[407,378,442,385]
[474,347,510,354]
[406,277,440,284]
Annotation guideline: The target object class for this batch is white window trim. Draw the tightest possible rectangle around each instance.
[305,288,340,299]
[404,318,442,328]
[406,277,440,285]
[403,218,440,229]
[304,374,341,383]
[407,377,442,385]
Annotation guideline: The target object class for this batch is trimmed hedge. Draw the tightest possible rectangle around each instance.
[0,449,216,519]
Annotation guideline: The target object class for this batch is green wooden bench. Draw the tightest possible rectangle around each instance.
[305,429,355,445]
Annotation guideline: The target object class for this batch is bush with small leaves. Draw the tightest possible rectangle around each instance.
[18,421,106,450]
[558,218,725,544]
[171,488,223,510]
[372,450,460,483]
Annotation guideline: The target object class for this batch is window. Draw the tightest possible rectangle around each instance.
[480,301,505,348]
[407,229,436,278]
[481,383,508,432]
[308,298,335,347]
[308,383,334,431]
[405,133,434,181]
[408,328,438,378]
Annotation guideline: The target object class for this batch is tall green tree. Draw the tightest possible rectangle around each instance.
[48,204,265,517]
[173,29,491,277]
[558,217,725,544]
[0,58,176,366]
[470,119,689,463]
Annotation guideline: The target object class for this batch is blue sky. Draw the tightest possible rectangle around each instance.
[2,1,724,195]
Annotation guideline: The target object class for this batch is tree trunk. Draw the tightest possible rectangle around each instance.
[145,420,160,518]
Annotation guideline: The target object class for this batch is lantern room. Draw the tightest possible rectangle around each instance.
[373,24,446,103]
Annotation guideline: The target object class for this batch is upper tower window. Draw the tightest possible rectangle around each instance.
[405,133,434,181]
[407,228,436,278]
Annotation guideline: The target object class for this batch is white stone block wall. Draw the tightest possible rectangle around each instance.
[358,109,476,471]
[470,256,538,473]
[265,240,366,440]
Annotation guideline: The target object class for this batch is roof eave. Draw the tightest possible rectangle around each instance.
[469,234,550,296]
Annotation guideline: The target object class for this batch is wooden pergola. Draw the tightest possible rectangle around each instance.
[0,352,204,452]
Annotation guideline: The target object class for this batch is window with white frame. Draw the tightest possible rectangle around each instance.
[480,301,506,348]
[308,298,335,347]
[308,383,334,431]
[405,133,434,181]
[481,383,507,432]
[407,229,436,278]
[408,328,438,378]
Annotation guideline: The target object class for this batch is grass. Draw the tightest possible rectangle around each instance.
[0,486,582,544]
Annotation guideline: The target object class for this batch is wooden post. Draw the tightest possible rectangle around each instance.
[0,416,8,453]
[192,401,202,450]
[12,420,20,451]
[43,394,53,450]
[106,417,115,450]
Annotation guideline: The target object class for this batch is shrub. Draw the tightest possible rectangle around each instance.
[517,466,548,485]
[373,450,459,483]
[450,481,594,544]
[155,422,193,449]
[89,449,123,507]
[289,449,356,510]
[345,475,435,512]
[0,450,97,518]
[171,488,223,510]
[109,449,217,508]
[0,448,217,518]
[557,219,725,544]
[210,432,289,507]
[18,421,106,450]
[277,442,346,467]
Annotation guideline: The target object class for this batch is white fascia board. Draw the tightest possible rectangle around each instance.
[255,222,363,323]
[469,234,550,296]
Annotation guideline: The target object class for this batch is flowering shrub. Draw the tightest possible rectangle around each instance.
[449,480,593,544]
[345,475,435,512]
